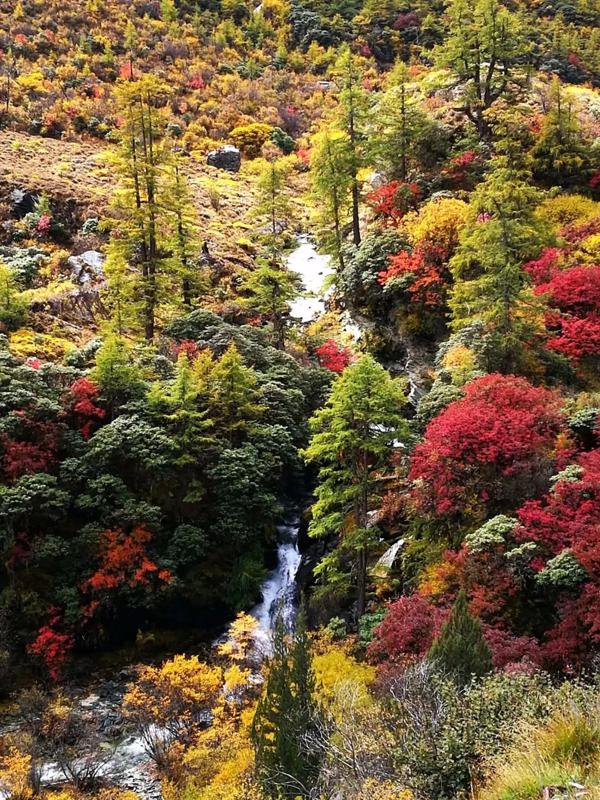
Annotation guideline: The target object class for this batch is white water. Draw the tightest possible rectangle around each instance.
[287,235,361,340]
[250,517,302,654]
[288,235,334,323]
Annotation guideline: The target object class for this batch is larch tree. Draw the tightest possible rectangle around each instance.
[240,262,301,349]
[106,75,170,340]
[208,343,264,444]
[252,610,319,799]
[372,62,433,182]
[332,45,371,246]
[531,77,594,190]
[310,128,353,271]
[302,355,409,618]
[255,158,293,253]
[434,0,531,139]
[449,160,552,373]
[162,148,203,308]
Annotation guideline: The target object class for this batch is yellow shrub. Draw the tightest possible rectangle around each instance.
[538,194,599,227]
[9,329,76,360]
[312,645,375,709]
[441,344,478,386]
[0,748,33,800]
[230,123,274,159]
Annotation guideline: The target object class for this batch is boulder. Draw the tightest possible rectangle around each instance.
[68,250,105,285]
[207,145,241,172]
[10,187,38,218]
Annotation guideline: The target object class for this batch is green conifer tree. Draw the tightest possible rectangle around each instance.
[252,609,319,798]
[310,128,353,271]
[302,355,409,618]
[428,589,492,688]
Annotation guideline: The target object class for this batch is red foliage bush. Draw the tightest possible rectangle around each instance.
[379,242,450,308]
[83,525,172,600]
[366,181,421,224]
[368,594,446,662]
[483,625,542,670]
[315,339,352,373]
[27,613,74,681]
[516,448,600,557]
[1,418,61,481]
[410,374,568,518]
[66,377,105,439]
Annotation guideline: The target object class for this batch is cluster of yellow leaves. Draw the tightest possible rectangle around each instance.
[538,194,599,227]
[419,558,461,600]
[312,643,375,711]
[171,704,259,800]
[123,655,223,725]
[9,329,77,360]
[441,344,478,386]
[357,779,412,800]
[218,613,259,664]
[0,747,33,800]
[403,197,470,253]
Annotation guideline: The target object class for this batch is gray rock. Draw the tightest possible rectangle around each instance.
[207,145,241,172]
[10,187,38,218]
[68,250,105,285]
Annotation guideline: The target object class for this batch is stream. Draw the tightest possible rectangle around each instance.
[0,237,331,800]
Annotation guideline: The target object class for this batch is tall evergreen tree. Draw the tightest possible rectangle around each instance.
[449,159,552,372]
[240,262,301,349]
[310,128,353,271]
[302,355,408,618]
[531,77,594,190]
[252,609,319,798]
[434,0,531,138]
[428,589,492,688]
[162,149,203,308]
[332,46,371,246]
[106,75,170,340]
[372,62,435,181]
[255,158,293,253]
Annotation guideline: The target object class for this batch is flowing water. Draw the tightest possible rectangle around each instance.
[250,516,302,654]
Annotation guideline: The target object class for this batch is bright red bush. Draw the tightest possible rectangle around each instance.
[315,339,352,373]
[379,242,449,308]
[410,374,568,518]
[366,181,421,224]
[27,613,74,681]
[368,594,446,662]
[1,418,61,481]
[516,448,600,557]
[483,625,542,670]
[83,526,171,600]
[66,377,105,439]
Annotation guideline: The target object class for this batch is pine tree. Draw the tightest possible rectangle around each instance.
[310,128,353,271]
[209,343,264,444]
[372,62,433,181]
[302,356,409,618]
[106,75,170,340]
[255,158,292,253]
[449,159,551,372]
[434,0,530,138]
[0,261,26,331]
[240,262,301,349]
[252,610,319,798]
[92,335,143,418]
[531,77,594,190]
[162,149,203,307]
[147,352,214,467]
[428,590,492,687]
[332,46,371,246]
